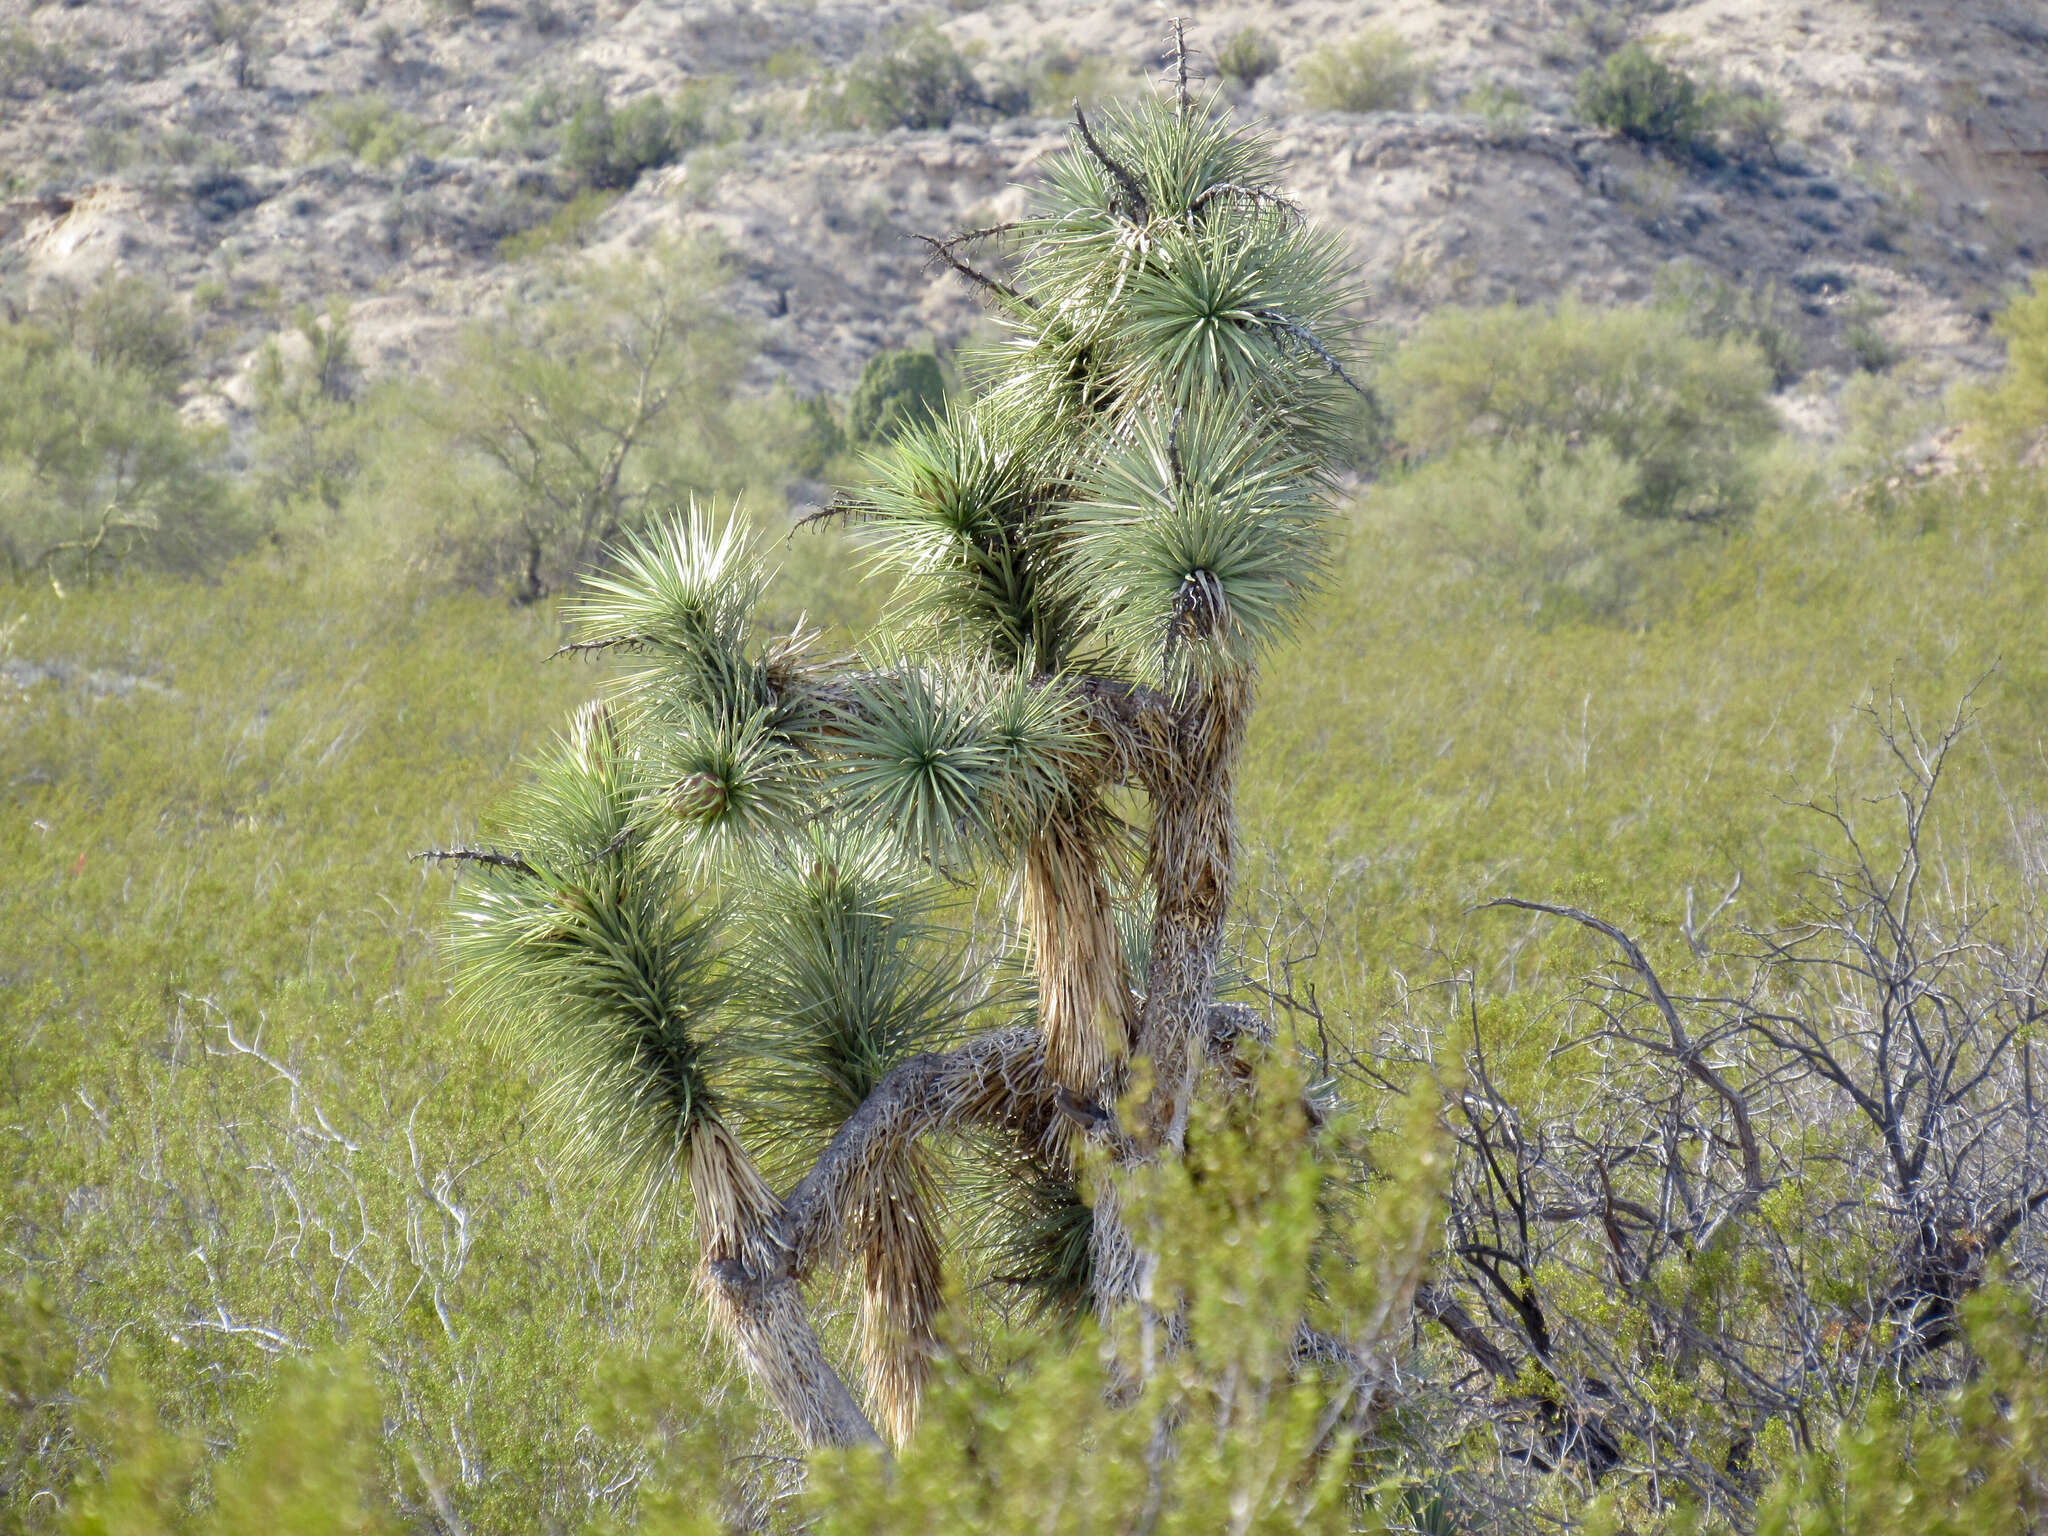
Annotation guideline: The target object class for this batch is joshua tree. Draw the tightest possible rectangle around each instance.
[435,75,1361,1450]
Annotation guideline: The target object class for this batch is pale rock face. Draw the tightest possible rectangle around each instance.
[1,0,2042,435]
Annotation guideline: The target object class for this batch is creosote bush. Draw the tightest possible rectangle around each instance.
[1577,41,1710,152]
[1295,29,1430,114]
[846,347,946,444]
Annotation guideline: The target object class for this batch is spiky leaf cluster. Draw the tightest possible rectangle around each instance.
[730,824,987,1153]
[445,706,730,1222]
[859,95,1359,691]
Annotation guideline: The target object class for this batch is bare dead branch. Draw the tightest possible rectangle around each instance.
[1253,310,1369,395]
[1188,182,1302,220]
[912,232,1036,309]
[1482,898,1766,1201]
[411,845,538,878]
[1074,102,1151,222]
[547,635,648,660]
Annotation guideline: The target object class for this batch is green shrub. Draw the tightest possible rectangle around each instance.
[1462,78,1531,140]
[563,93,677,189]
[786,387,848,477]
[847,348,946,443]
[305,92,428,167]
[70,273,193,400]
[496,187,616,260]
[1960,271,2048,459]
[0,312,243,585]
[1843,299,1902,374]
[1215,26,1281,89]
[1295,29,1429,114]
[1576,42,1709,151]
[1373,435,1648,619]
[553,82,727,189]
[1717,79,1788,163]
[993,46,1126,115]
[818,24,983,132]
[252,300,363,519]
[1756,1285,2048,1536]
[1654,256,1804,387]
[84,122,132,173]
[1388,299,1778,522]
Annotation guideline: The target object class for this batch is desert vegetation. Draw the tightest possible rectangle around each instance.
[5,11,2048,1536]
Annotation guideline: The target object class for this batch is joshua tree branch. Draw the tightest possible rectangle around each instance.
[1074,102,1151,222]
[912,233,1036,309]
[780,1027,1056,1273]
[409,846,537,878]
[547,635,649,660]
[702,1259,885,1448]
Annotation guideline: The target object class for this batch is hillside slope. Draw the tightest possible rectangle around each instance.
[3,0,2045,425]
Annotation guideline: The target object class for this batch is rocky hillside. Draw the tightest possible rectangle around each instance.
[4,0,2045,435]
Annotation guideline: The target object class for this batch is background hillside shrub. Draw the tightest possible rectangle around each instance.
[1716,78,1788,163]
[1295,29,1430,114]
[1215,26,1281,89]
[0,308,243,585]
[847,347,946,443]
[563,93,681,189]
[1576,41,1710,152]
[304,92,428,167]
[816,25,983,132]
[988,46,1127,116]
[1388,298,1778,523]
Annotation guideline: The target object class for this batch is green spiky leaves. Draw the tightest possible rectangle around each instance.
[446,705,731,1222]
[998,95,1365,461]
[833,662,1098,866]
[730,824,988,1151]
[858,400,1079,672]
[1060,403,1333,687]
[566,506,771,715]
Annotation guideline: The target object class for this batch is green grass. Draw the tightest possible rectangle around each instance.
[1244,467,2048,1013]
[0,562,680,1527]
[6,456,2048,1528]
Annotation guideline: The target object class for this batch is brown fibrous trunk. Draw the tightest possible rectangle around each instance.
[1131,672,1250,1153]
[1021,806,1130,1096]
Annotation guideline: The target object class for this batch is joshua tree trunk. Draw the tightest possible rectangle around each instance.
[1022,807,1130,1095]
[1132,673,1251,1152]
[702,1264,882,1448]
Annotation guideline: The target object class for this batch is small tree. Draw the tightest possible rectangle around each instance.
[0,310,240,585]
[1577,42,1710,153]
[436,77,1363,1449]
[412,239,765,602]
[846,347,946,444]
